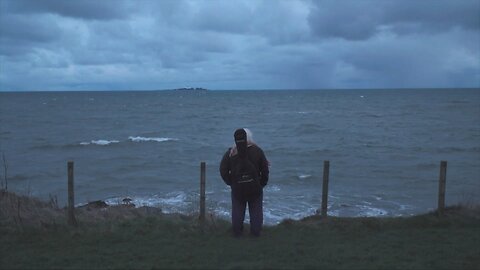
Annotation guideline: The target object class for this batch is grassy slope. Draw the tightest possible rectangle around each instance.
[1,192,479,270]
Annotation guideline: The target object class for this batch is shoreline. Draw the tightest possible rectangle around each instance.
[1,189,479,269]
[1,189,479,229]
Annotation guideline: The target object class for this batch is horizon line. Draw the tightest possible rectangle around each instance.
[1,87,480,93]
[0,87,479,93]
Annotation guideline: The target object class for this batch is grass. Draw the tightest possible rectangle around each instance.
[1,190,479,270]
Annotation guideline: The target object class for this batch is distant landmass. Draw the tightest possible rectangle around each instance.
[173,87,208,91]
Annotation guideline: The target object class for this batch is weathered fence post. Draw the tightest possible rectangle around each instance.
[2,153,7,191]
[67,161,77,226]
[321,160,330,218]
[437,160,447,216]
[199,162,206,221]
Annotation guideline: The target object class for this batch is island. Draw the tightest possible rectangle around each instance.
[173,87,208,92]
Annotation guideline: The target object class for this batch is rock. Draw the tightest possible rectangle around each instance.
[122,198,134,207]
[82,200,108,210]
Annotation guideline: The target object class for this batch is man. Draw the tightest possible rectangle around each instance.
[219,128,269,237]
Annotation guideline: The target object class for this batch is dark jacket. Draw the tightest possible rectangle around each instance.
[219,144,269,188]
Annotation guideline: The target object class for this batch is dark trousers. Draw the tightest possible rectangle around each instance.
[231,192,263,236]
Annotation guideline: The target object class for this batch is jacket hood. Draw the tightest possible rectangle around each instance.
[230,128,255,157]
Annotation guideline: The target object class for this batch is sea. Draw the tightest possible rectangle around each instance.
[1,89,479,224]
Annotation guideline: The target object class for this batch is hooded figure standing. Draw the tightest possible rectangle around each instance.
[219,128,269,237]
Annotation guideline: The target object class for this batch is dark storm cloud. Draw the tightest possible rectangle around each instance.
[0,0,479,91]
[308,0,480,40]
[190,1,252,34]
[385,1,480,31]
[0,14,59,44]
[308,2,382,41]
[6,0,130,20]
[0,1,65,56]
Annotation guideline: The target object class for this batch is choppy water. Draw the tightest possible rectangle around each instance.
[1,89,479,224]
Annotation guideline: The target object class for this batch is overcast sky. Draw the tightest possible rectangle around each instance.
[0,0,479,91]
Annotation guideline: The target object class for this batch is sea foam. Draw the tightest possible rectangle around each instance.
[80,140,120,146]
[103,191,190,213]
[128,136,178,143]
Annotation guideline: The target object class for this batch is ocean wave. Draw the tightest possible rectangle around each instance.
[437,146,480,153]
[157,191,188,206]
[128,136,179,143]
[355,205,388,217]
[296,111,321,115]
[295,123,323,135]
[328,201,390,218]
[77,136,179,146]
[213,208,230,219]
[297,174,312,180]
[264,207,318,224]
[265,185,281,192]
[104,191,189,212]
[410,146,480,154]
[31,144,58,150]
[398,204,414,211]
[80,140,120,146]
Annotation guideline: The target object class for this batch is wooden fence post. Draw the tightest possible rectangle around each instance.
[67,161,77,226]
[321,160,330,218]
[199,162,206,221]
[437,160,447,216]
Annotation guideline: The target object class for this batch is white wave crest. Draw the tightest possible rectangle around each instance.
[157,192,187,206]
[297,174,312,180]
[128,136,179,143]
[356,205,388,217]
[80,139,120,146]
[266,185,281,192]
[104,192,189,213]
